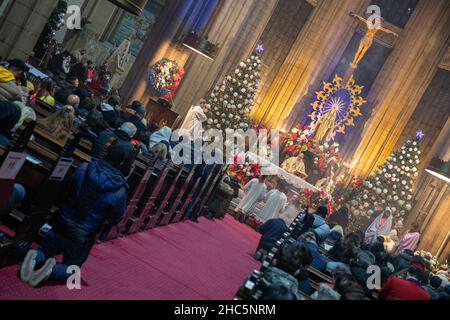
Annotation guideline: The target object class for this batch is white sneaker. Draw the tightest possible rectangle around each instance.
[29,258,56,287]
[20,250,38,283]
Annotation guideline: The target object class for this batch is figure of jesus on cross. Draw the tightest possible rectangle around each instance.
[349,11,399,68]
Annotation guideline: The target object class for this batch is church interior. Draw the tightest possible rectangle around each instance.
[0,0,449,302]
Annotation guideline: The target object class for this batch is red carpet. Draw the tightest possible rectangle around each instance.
[0,215,260,300]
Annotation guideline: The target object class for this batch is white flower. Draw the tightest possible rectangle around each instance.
[207,119,213,124]
[240,62,246,68]
[214,119,218,124]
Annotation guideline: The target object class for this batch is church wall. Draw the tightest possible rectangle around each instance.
[252,0,371,130]
[349,0,450,178]
[0,0,59,60]
[252,0,314,120]
[171,0,279,118]
[396,69,450,176]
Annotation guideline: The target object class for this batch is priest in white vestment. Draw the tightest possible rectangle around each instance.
[236,177,267,216]
[258,186,288,222]
[178,99,207,141]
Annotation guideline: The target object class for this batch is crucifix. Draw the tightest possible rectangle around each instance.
[343,12,399,85]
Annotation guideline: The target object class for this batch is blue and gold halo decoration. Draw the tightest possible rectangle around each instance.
[309,75,366,140]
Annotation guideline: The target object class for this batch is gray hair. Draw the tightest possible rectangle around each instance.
[119,122,137,138]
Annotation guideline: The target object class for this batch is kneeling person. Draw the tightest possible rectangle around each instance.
[19,145,128,287]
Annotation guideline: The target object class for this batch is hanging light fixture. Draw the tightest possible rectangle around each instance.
[182,31,219,61]
[425,157,450,183]
[108,0,148,16]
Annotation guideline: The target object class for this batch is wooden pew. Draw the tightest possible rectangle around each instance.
[13,131,83,243]
[159,165,197,226]
[0,120,37,210]
[171,171,203,223]
[197,165,225,218]
[126,160,172,235]
[32,126,91,163]
[102,154,158,241]
[145,165,185,229]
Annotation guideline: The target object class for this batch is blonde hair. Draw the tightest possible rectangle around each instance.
[38,106,74,141]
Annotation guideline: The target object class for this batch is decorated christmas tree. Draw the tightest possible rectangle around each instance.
[204,44,264,131]
[347,131,424,232]
[34,0,68,59]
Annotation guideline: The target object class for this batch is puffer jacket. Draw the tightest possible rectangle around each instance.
[60,160,128,234]
[0,67,22,102]
[312,214,331,242]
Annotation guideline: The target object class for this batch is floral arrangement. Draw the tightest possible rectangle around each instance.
[148,58,184,100]
[281,125,314,156]
[298,189,331,211]
[227,155,261,185]
[312,141,342,174]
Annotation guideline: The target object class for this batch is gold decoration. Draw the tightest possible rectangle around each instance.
[309,74,366,142]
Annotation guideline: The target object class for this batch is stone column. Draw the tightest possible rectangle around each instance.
[0,0,59,60]
[349,0,450,177]
[172,0,279,117]
[253,0,370,129]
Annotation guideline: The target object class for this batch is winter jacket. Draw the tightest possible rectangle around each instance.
[303,241,328,272]
[0,67,22,102]
[0,101,21,144]
[296,266,313,295]
[262,266,303,300]
[60,161,128,234]
[312,214,331,242]
[93,129,136,177]
[258,218,288,244]
[379,277,431,300]
[100,102,122,128]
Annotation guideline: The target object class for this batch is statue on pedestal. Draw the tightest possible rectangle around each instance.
[281,153,308,179]
[313,105,338,143]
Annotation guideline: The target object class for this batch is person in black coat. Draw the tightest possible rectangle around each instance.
[128,101,149,146]
[92,122,137,177]
[0,101,21,147]
[99,95,122,128]
[55,77,80,104]
[68,59,88,83]
[328,206,350,231]
[291,207,315,239]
